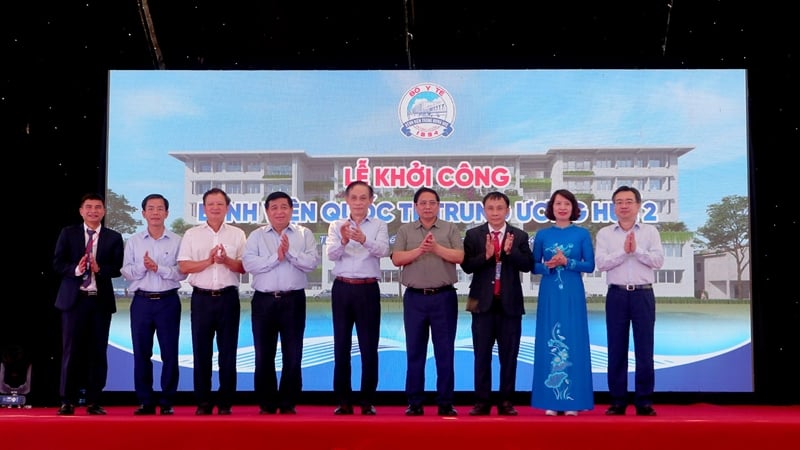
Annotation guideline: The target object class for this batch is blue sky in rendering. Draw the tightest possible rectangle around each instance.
[107,69,747,233]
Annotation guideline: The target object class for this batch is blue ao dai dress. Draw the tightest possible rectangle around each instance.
[530,224,595,412]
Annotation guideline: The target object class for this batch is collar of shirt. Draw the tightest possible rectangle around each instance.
[265,223,295,235]
[349,215,371,226]
[201,222,231,233]
[414,218,441,230]
[614,222,640,232]
[490,224,507,236]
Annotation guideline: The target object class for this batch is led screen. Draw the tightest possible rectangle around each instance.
[106,69,752,392]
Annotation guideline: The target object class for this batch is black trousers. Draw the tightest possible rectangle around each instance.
[471,305,522,405]
[59,293,112,405]
[190,288,240,408]
[251,289,306,411]
[130,291,181,407]
[331,279,381,407]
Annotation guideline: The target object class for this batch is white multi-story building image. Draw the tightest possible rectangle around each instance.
[170,146,696,298]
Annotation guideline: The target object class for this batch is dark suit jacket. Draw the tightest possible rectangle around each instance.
[53,223,124,313]
[461,222,532,315]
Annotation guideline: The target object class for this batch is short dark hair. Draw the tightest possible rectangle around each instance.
[265,191,293,208]
[545,189,581,221]
[482,191,510,207]
[413,187,440,204]
[345,180,374,198]
[203,187,231,205]
[80,193,105,207]
[611,185,642,203]
[141,193,169,210]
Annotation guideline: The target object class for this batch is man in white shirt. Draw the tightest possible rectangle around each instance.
[595,186,664,417]
[178,188,246,416]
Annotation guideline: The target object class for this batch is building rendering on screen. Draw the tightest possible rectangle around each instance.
[170,146,698,298]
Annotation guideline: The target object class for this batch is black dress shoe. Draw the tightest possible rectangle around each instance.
[259,407,277,415]
[437,405,458,416]
[468,403,491,416]
[87,404,107,415]
[195,404,213,415]
[497,401,518,416]
[605,405,627,416]
[218,406,232,415]
[133,404,156,415]
[361,405,376,416]
[334,404,354,415]
[57,403,75,416]
[160,406,174,415]
[405,404,424,416]
[636,405,657,416]
[279,406,296,415]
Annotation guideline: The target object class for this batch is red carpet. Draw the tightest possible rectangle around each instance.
[2,404,799,449]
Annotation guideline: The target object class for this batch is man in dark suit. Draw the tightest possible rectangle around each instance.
[53,193,124,415]
[460,191,532,416]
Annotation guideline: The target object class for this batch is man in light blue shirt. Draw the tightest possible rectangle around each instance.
[242,191,321,415]
[121,194,187,416]
[326,181,390,416]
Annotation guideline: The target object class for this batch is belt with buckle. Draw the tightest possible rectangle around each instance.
[193,286,238,297]
[257,289,304,299]
[79,290,98,296]
[610,284,653,291]
[406,285,455,295]
[335,276,378,285]
[135,288,179,299]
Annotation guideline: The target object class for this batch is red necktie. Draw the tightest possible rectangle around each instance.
[81,229,96,288]
[492,231,501,295]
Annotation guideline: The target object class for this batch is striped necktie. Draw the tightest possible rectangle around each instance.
[492,231,501,295]
[81,229,96,288]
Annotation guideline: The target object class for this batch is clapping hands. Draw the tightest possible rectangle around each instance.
[544,248,567,269]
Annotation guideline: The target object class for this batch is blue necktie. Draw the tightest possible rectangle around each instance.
[81,229,96,288]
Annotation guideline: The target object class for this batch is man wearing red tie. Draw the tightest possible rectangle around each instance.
[460,191,532,416]
[53,193,124,416]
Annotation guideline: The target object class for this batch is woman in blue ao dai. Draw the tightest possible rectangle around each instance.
[531,189,595,416]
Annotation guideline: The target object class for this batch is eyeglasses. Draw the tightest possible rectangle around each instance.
[416,200,439,207]
[613,200,637,206]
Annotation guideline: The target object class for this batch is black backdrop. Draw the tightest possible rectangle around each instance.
[3,1,797,405]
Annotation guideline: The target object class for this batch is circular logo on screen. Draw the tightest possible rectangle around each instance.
[398,82,455,140]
